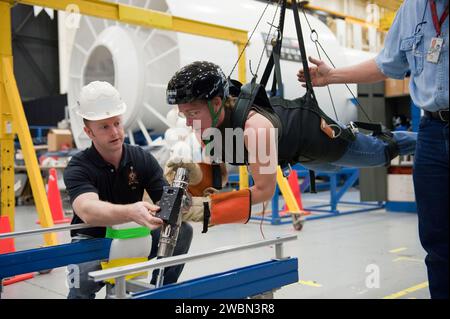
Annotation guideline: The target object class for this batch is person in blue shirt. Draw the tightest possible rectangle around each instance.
[298,0,449,299]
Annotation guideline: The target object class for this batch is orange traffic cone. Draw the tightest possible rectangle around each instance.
[280,170,310,217]
[37,168,71,224]
[0,216,15,254]
[0,216,34,285]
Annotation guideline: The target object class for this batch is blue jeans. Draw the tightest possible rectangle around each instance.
[67,222,193,299]
[302,130,417,172]
[413,116,449,299]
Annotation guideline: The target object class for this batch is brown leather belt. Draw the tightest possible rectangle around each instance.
[425,109,449,122]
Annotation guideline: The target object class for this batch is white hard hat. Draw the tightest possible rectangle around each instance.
[76,81,127,121]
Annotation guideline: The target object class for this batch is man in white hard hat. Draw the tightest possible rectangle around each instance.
[64,81,193,299]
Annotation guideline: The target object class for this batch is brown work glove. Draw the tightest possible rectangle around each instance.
[164,159,203,186]
[182,188,219,222]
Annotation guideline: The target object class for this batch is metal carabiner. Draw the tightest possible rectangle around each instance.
[281,163,292,178]
[269,26,282,47]
[310,29,319,43]
[347,121,359,135]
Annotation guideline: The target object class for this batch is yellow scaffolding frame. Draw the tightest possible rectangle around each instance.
[0,0,301,246]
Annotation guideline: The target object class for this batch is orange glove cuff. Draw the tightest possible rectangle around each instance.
[209,189,251,225]
[188,163,228,196]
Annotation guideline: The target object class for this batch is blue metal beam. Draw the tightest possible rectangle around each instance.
[252,165,384,224]
[335,169,359,202]
[0,238,111,280]
[132,258,298,299]
[304,205,383,221]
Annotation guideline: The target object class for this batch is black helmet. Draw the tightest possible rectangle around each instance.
[166,61,230,105]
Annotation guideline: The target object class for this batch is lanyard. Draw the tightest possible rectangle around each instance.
[430,0,449,36]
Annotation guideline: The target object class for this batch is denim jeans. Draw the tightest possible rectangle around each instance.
[67,222,193,299]
[413,116,448,299]
[302,130,417,172]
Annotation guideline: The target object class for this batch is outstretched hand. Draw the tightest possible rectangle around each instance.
[297,56,332,87]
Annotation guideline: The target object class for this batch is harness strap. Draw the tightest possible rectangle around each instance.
[380,135,399,163]
[353,121,399,162]
[232,79,272,133]
[272,50,284,97]
[291,0,316,100]
[261,0,287,90]
[291,0,322,190]
[202,202,210,234]
[353,121,383,133]
[232,81,258,135]
[260,54,275,89]
[212,163,223,189]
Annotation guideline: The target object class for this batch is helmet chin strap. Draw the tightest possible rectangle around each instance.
[207,99,224,128]
[203,98,225,157]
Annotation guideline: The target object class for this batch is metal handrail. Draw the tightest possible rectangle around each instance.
[89,234,297,282]
[0,223,94,239]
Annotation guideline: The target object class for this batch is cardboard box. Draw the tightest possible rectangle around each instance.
[47,129,73,152]
[403,77,410,95]
[385,78,405,97]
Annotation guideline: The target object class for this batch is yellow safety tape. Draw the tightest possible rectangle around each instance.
[389,247,407,254]
[392,256,423,263]
[383,281,429,299]
[299,280,323,288]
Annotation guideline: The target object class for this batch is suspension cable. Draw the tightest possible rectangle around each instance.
[255,0,283,77]
[312,34,339,121]
[229,0,276,78]
[301,9,373,123]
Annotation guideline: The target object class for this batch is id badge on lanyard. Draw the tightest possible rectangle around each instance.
[427,37,444,63]
[427,0,448,64]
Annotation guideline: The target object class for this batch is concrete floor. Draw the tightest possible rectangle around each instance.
[1,189,429,299]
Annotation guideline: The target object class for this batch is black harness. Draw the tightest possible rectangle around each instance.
[228,78,356,163]
[221,0,398,192]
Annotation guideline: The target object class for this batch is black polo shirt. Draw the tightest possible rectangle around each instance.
[63,143,168,238]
